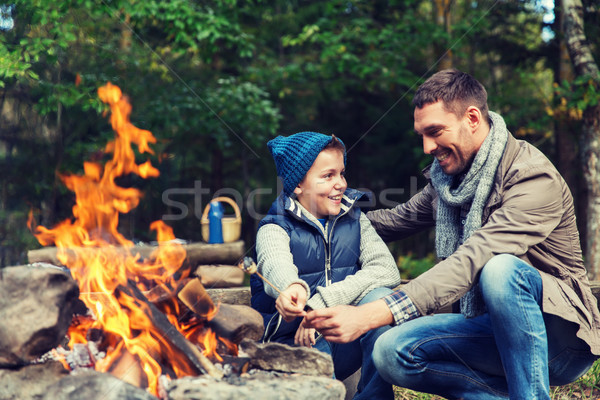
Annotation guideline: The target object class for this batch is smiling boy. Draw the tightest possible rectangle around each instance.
[251,131,401,400]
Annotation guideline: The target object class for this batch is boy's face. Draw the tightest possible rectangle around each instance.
[294,148,347,219]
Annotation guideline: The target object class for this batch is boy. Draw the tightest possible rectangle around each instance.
[251,131,400,400]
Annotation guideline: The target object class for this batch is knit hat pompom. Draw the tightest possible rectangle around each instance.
[268,131,346,195]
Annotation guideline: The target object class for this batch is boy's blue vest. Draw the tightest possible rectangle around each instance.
[250,188,369,344]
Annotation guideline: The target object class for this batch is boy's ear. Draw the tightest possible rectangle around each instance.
[293,186,303,195]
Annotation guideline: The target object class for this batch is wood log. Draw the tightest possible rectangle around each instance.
[27,241,245,268]
[118,281,223,379]
[177,278,216,317]
[178,279,263,344]
[107,349,146,389]
[183,241,245,266]
[208,303,264,344]
[206,287,251,307]
[195,265,245,288]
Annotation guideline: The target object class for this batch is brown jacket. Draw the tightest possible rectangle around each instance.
[367,133,600,355]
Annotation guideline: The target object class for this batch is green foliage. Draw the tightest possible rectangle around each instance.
[198,77,281,151]
[119,0,254,59]
[397,254,437,280]
[554,74,600,117]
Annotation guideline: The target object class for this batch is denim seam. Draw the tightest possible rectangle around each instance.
[407,334,508,398]
[515,267,546,399]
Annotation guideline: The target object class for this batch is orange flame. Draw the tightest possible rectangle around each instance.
[29,83,229,395]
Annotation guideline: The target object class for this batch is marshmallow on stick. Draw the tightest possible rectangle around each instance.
[237,257,298,307]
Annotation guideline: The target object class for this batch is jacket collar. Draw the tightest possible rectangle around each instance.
[271,188,368,236]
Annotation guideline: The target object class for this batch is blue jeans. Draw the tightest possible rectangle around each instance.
[314,287,394,400]
[372,254,597,400]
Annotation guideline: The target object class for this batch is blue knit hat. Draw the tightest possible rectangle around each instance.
[268,131,346,195]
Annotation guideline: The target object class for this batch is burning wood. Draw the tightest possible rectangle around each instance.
[122,281,224,380]
[208,304,264,345]
[107,349,146,389]
[178,278,264,344]
[177,277,216,317]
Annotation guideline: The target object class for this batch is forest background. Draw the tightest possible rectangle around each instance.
[1,0,599,279]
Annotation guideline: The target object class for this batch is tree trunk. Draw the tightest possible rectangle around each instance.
[555,4,577,191]
[211,147,224,194]
[561,0,600,279]
[581,104,600,280]
[432,0,454,70]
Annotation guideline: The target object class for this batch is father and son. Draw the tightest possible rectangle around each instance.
[249,69,600,399]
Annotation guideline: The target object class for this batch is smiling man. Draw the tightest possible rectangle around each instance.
[304,69,600,399]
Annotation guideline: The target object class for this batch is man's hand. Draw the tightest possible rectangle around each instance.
[304,299,393,343]
[276,283,307,322]
[294,318,317,348]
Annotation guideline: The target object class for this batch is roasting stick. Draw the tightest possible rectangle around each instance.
[238,257,299,308]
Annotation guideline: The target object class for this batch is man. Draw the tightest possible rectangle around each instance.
[304,69,600,399]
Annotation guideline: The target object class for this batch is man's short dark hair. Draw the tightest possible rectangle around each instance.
[413,69,489,122]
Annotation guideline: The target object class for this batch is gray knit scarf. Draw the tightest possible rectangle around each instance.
[430,111,508,317]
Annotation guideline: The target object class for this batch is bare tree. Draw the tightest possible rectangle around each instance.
[561,0,600,279]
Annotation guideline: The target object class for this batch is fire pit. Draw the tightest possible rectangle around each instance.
[0,264,344,400]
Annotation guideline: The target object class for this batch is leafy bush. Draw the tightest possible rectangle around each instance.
[396,253,436,279]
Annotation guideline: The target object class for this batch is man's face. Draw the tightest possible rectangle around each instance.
[414,101,478,175]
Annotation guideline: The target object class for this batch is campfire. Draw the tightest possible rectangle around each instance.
[27,83,239,395]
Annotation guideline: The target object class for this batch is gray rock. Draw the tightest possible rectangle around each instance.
[42,369,158,400]
[239,339,334,377]
[0,265,80,366]
[0,361,69,400]
[166,370,345,400]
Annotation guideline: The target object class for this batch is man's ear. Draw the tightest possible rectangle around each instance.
[465,106,482,131]
[293,185,303,195]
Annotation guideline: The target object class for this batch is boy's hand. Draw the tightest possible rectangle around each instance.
[276,283,307,322]
[294,318,317,348]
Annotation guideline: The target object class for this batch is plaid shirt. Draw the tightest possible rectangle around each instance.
[383,289,420,325]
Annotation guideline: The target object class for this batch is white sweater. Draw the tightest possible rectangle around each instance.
[256,200,401,310]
